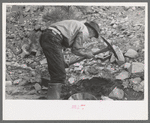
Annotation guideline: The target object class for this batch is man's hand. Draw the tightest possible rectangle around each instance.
[85,52,94,59]
[64,61,69,68]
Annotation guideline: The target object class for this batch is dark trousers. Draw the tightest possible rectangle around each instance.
[39,29,66,84]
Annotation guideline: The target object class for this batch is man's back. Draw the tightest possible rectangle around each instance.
[50,20,89,47]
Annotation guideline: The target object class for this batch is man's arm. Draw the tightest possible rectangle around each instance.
[71,32,94,58]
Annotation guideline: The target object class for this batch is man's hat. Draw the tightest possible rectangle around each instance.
[84,21,100,38]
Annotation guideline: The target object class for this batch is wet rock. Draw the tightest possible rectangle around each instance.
[34,83,41,91]
[116,70,129,80]
[109,87,124,99]
[124,49,138,58]
[131,62,144,75]
[129,77,142,85]
[6,81,12,86]
[13,79,22,85]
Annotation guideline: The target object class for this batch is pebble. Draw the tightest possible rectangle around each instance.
[104,51,110,56]
[41,26,47,31]
[35,77,42,83]
[68,77,75,84]
[124,63,131,69]
[74,66,83,71]
[110,53,116,63]
[30,70,36,76]
[40,58,47,64]
[19,80,28,86]
[125,57,130,62]
[34,25,41,30]
[5,81,12,86]
[95,53,104,59]
[6,73,12,81]
[124,49,138,58]
[74,63,80,67]
[34,83,41,91]
[87,66,99,75]
[13,79,22,85]
[27,90,37,95]
[122,80,129,88]
[18,70,23,74]
[91,48,100,53]
[119,35,124,38]
[80,61,84,65]
[101,96,114,101]
[133,84,144,92]
[97,59,102,63]
[113,24,118,28]
[140,81,144,86]
[11,89,20,95]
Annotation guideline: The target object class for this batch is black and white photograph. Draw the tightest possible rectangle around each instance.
[3,2,148,120]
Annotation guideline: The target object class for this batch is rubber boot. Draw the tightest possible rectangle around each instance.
[47,83,63,100]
